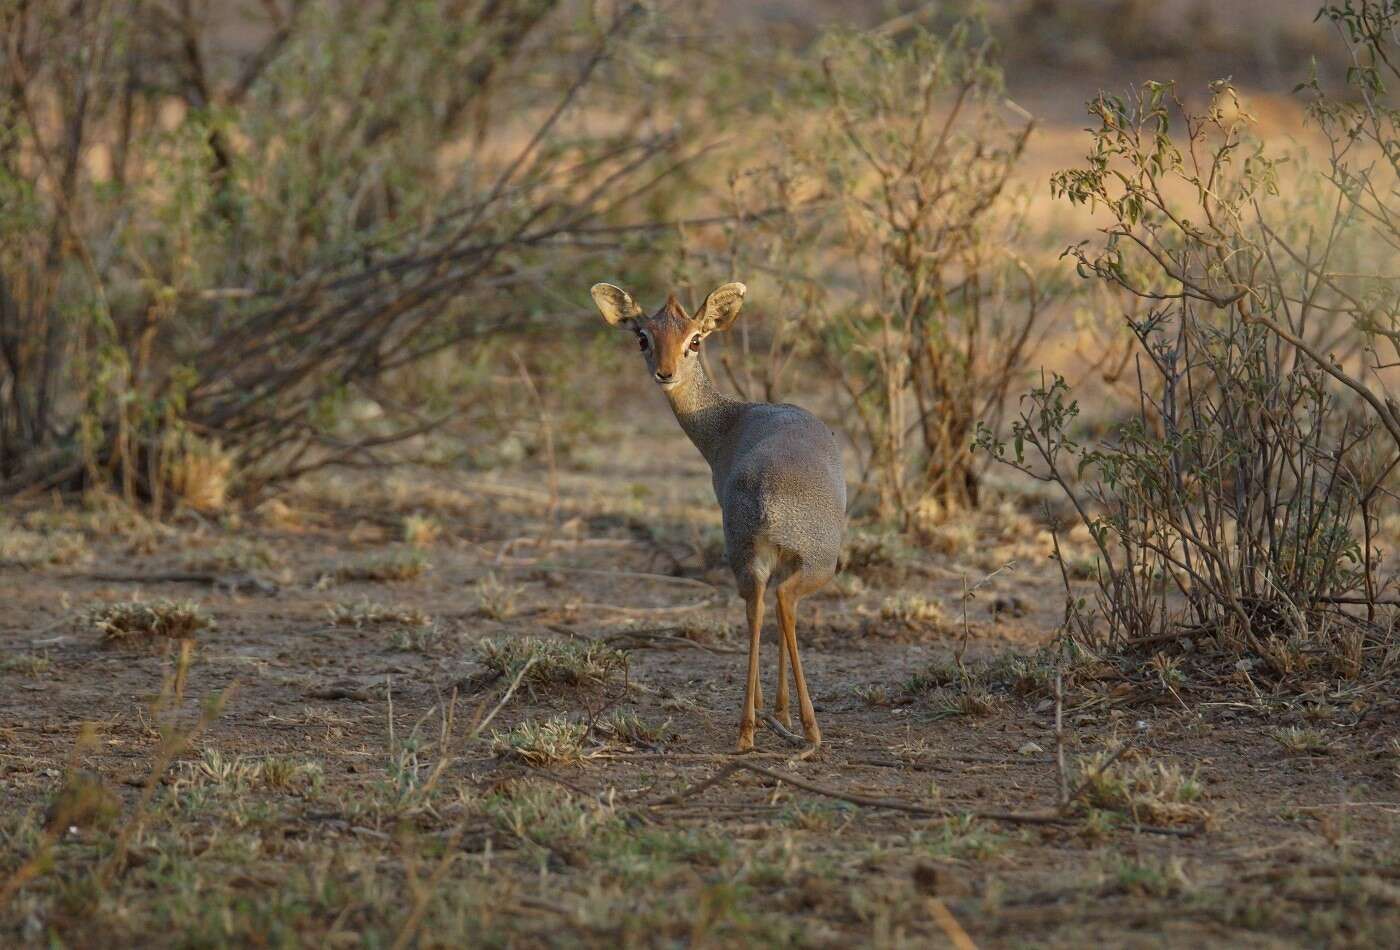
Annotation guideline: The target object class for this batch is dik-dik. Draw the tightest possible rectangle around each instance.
[589,281,846,751]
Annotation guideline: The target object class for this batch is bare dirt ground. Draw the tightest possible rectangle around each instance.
[3,402,1399,947]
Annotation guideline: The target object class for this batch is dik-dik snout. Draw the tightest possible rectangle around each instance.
[589,282,746,390]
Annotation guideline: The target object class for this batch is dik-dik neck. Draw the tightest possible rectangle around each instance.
[665,360,744,468]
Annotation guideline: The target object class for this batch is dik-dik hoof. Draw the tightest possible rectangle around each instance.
[736,725,756,753]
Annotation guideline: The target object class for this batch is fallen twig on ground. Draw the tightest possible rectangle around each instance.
[604,629,743,654]
[76,571,279,595]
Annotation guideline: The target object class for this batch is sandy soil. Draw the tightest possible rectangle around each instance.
[2,398,1398,947]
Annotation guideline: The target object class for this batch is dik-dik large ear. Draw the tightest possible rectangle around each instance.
[695,282,747,333]
[589,283,643,327]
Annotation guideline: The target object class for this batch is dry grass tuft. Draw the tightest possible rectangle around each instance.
[476,636,626,693]
[1075,749,1209,827]
[0,653,52,677]
[880,594,949,632]
[89,599,212,646]
[166,436,233,512]
[0,523,88,567]
[598,710,667,745]
[1271,726,1330,755]
[475,572,525,620]
[327,597,431,628]
[491,716,591,766]
[401,513,442,547]
[182,748,322,791]
[334,550,431,583]
[181,540,283,574]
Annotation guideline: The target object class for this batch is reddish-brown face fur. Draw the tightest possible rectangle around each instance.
[634,294,704,386]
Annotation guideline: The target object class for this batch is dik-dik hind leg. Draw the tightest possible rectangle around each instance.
[776,574,821,747]
[736,580,766,752]
[774,633,791,729]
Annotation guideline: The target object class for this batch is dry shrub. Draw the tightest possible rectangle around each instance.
[90,600,211,646]
[983,77,1391,658]
[0,1,713,502]
[715,23,1043,522]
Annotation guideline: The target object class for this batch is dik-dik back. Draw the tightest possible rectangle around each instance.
[714,402,846,591]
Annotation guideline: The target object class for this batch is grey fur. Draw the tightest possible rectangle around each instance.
[666,358,846,597]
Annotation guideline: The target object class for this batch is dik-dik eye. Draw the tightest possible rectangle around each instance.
[637,334,649,351]
[688,335,702,353]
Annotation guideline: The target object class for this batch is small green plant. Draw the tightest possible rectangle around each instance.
[89,600,212,646]
[921,815,1009,862]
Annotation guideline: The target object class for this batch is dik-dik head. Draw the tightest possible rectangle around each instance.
[589,282,746,390]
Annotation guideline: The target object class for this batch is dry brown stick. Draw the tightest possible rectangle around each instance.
[604,630,743,655]
[505,564,717,591]
[1055,670,1069,808]
[74,571,278,594]
[642,759,1200,836]
[567,599,716,616]
[927,897,979,950]
[650,762,745,806]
